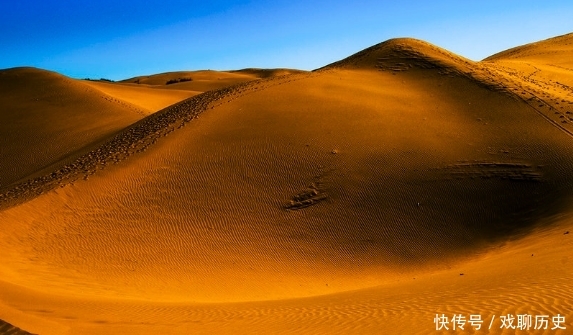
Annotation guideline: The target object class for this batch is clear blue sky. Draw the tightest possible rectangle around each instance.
[1,1,572,80]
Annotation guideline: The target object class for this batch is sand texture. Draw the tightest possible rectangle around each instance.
[0,36,572,334]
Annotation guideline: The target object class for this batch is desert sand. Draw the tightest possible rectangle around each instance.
[0,67,146,190]
[82,69,305,115]
[0,35,572,334]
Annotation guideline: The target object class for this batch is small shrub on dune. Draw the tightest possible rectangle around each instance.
[166,77,193,85]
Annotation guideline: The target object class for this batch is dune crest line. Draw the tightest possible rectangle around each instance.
[0,72,313,210]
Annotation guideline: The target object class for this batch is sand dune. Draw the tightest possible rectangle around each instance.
[322,37,475,72]
[1,36,572,334]
[121,68,306,92]
[1,218,570,335]
[82,80,200,115]
[479,33,573,149]
[84,69,305,114]
[0,67,275,192]
[485,33,573,67]
[0,67,145,190]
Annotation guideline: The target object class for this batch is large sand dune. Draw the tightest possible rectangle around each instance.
[0,67,145,190]
[1,36,572,334]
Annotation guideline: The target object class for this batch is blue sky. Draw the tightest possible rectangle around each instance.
[1,1,572,80]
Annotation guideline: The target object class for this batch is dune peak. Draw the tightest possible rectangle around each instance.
[483,32,573,65]
[320,37,474,73]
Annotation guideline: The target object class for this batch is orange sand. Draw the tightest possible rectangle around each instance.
[0,35,572,334]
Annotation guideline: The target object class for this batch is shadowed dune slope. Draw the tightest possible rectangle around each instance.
[0,67,145,189]
[0,320,35,335]
[0,320,36,335]
[230,68,307,78]
[2,39,573,303]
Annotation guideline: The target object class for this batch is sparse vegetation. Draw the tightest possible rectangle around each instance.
[84,78,115,82]
[166,77,193,85]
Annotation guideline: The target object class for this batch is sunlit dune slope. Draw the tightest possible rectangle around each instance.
[0,67,145,189]
[2,38,573,307]
[485,33,573,67]
[322,37,475,72]
[121,70,254,86]
[483,32,573,89]
[121,68,306,92]
[84,69,305,114]
[479,33,573,143]
[82,80,199,115]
